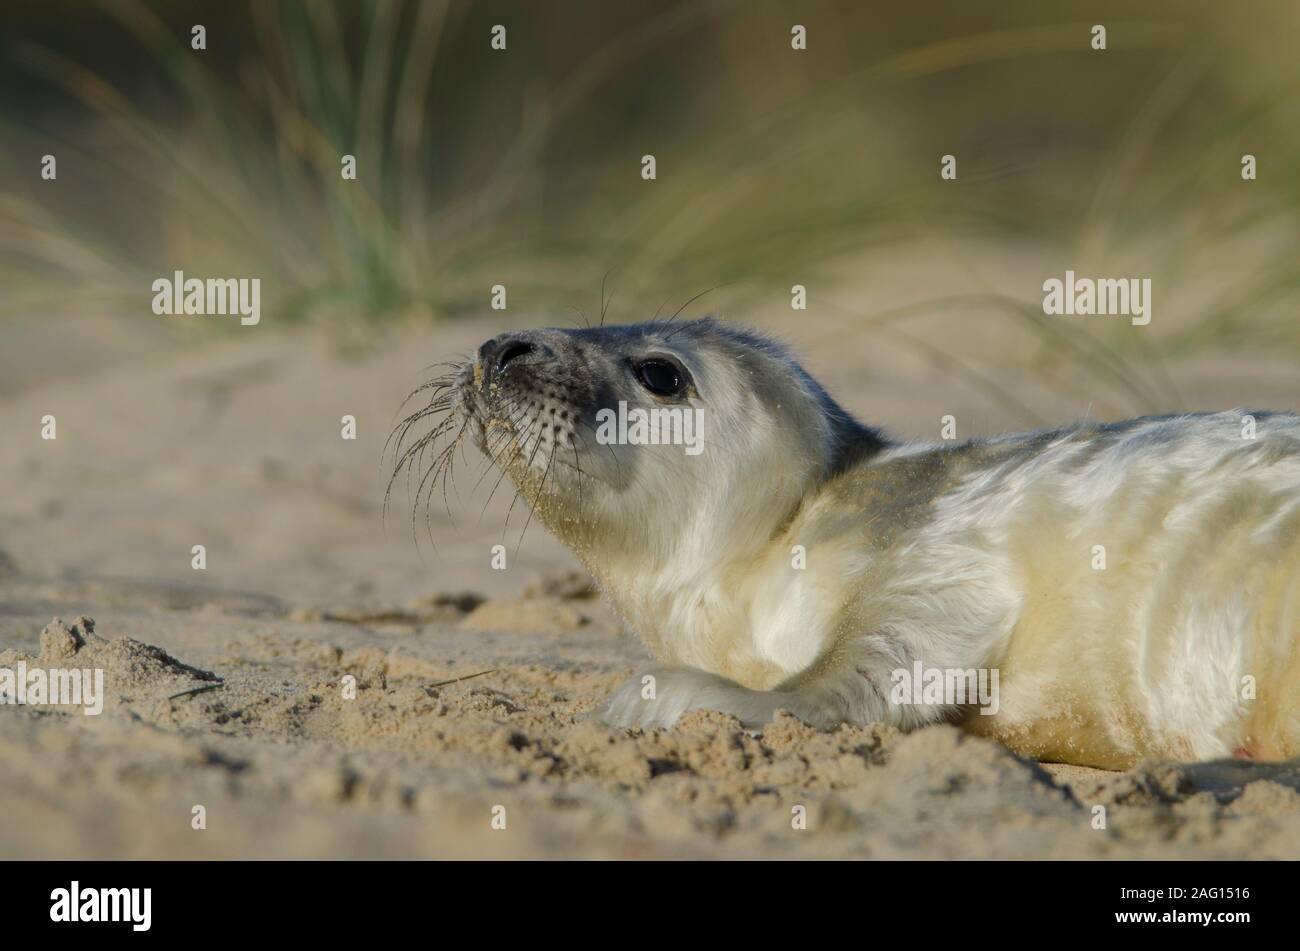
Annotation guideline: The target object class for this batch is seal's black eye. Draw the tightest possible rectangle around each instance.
[634,359,684,397]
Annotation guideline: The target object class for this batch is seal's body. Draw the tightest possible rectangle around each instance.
[422,319,1300,768]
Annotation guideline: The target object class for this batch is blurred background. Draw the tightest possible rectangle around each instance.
[0,0,1297,606]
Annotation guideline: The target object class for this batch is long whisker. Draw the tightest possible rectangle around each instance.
[662,284,731,337]
[384,409,459,526]
[501,400,552,540]
[412,423,466,549]
[599,269,615,327]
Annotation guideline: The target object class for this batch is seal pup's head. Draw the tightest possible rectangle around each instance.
[399,318,885,584]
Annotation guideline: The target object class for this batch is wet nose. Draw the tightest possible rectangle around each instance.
[479,334,542,375]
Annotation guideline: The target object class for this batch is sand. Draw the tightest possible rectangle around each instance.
[4,599,1300,859]
[3,242,1299,859]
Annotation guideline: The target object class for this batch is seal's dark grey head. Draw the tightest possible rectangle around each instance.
[446,318,885,557]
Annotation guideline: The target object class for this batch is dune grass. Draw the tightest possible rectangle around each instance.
[0,0,1296,414]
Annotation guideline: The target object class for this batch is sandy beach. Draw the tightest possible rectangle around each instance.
[3,240,1299,860]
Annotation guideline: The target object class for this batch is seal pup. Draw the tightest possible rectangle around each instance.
[396,318,1300,769]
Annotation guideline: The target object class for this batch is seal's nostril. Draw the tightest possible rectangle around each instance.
[497,341,535,372]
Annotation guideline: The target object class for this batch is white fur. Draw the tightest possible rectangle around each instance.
[595,411,1300,768]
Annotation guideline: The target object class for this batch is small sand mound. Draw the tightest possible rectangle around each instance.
[0,616,220,710]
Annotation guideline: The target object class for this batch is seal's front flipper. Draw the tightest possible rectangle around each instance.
[593,664,827,731]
